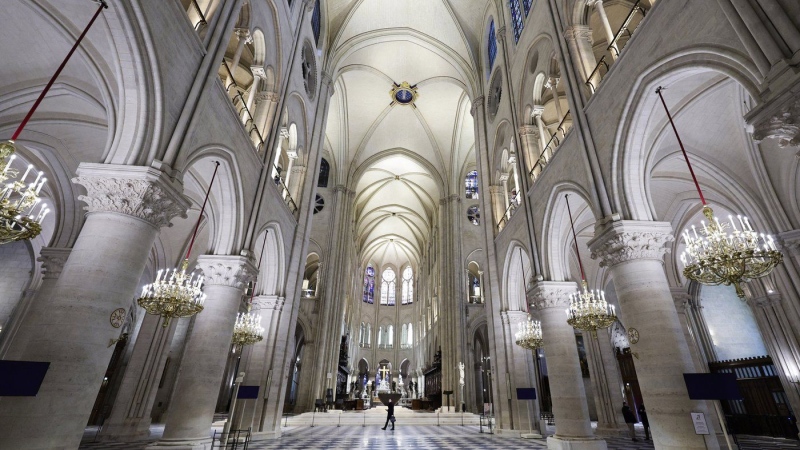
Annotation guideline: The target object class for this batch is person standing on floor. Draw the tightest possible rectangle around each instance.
[638,403,650,440]
[381,398,395,430]
[622,402,638,442]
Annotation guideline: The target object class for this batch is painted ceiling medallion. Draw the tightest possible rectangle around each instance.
[390,82,418,107]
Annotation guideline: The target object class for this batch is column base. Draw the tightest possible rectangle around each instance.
[147,438,213,450]
[547,436,607,450]
[96,420,152,442]
[594,424,630,438]
[250,429,282,440]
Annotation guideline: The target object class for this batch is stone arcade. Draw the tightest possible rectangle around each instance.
[0,1,799,449]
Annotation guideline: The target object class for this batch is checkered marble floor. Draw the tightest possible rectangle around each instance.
[80,425,800,449]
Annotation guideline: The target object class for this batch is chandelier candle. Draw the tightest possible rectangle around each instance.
[656,87,782,298]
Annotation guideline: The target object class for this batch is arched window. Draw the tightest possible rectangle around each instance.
[465,170,479,199]
[408,323,413,345]
[487,20,497,78]
[317,158,330,187]
[366,323,372,346]
[311,0,322,45]
[509,0,524,42]
[381,268,396,305]
[363,266,375,304]
[401,266,414,304]
[377,326,384,347]
[523,0,533,16]
[387,325,394,348]
[401,324,408,348]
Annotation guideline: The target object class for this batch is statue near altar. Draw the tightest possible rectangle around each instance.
[377,365,391,393]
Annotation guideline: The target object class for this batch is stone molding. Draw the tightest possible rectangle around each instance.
[470,96,485,117]
[564,25,593,44]
[589,220,673,268]
[38,248,72,280]
[253,295,286,312]
[778,230,800,253]
[752,97,800,148]
[196,255,257,290]
[529,281,577,310]
[73,163,190,229]
[670,287,691,312]
[752,292,783,309]
[500,310,528,325]
[255,91,279,104]
[518,124,538,136]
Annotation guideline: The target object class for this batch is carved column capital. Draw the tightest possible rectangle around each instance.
[235,28,252,43]
[529,281,577,311]
[196,255,257,290]
[670,287,691,312]
[778,229,800,253]
[518,124,538,137]
[500,310,528,325]
[72,163,190,229]
[752,97,800,149]
[589,220,674,268]
[38,247,72,280]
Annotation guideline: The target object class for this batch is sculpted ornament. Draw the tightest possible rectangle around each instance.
[752,98,800,149]
[197,256,256,290]
[530,283,575,310]
[38,248,72,280]
[591,229,673,267]
[73,175,188,229]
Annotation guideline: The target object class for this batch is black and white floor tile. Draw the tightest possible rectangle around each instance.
[80,425,800,450]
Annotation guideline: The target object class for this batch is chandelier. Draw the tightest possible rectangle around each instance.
[232,228,270,347]
[656,87,782,298]
[515,315,543,350]
[138,162,219,326]
[232,309,264,347]
[564,194,617,333]
[0,142,49,245]
[0,3,107,246]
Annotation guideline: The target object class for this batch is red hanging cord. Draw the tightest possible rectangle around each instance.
[11,1,108,142]
[185,161,220,261]
[565,194,587,282]
[655,86,706,206]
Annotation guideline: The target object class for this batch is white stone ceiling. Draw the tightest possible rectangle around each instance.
[325,0,478,269]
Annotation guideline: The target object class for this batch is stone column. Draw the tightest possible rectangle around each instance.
[532,106,550,151]
[563,26,597,89]
[500,174,511,219]
[0,164,188,450]
[253,91,280,153]
[0,247,71,359]
[518,125,540,178]
[589,0,619,60]
[154,255,256,449]
[226,28,252,89]
[589,220,718,449]
[489,185,506,229]
[531,281,607,450]
[584,330,628,436]
[546,77,564,121]
[97,314,178,441]
[501,310,542,435]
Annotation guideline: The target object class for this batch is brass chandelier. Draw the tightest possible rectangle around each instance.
[138,162,219,326]
[0,1,108,246]
[564,195,617,333]
[512,248,544,350]
[656,87,782,298]
[515,315,543,350]
[232,230,269,348]
[0,143,49,245]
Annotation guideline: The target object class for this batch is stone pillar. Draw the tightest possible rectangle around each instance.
[0,164,188,450]
[489,185,506,229]
[501,310,542,435]
[563,26,597,89]
[589,220,718,449]
[0,247,71,359]
[500,173,511,219]
[226,28,252,89]
[532,106,550,151]
[518,125,540,178]
[589,0,619,60]
[97,314,177,441]
[531,281,607,450]
[584,330,628,436]
[253,91,280,153]
[546,77,564,121]
[154,255,256,449]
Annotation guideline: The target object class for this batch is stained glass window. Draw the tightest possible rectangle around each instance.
[381,268,396,305]
[402,266,414,304]
[467,205,480,226]
[363,266,375,304]
[312,0,321,45]
[523,0,533,16]
[465,170,479,199]
[488,20,497,77]
[509,0,524,43]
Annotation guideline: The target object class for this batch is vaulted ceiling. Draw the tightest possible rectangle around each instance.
[324,0,482,269]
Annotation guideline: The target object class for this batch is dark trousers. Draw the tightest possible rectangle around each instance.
[383,415,394,429]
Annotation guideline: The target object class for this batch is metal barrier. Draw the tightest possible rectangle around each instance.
[211,427,251,450]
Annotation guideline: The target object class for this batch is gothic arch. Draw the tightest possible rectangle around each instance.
[540,183,599,282]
